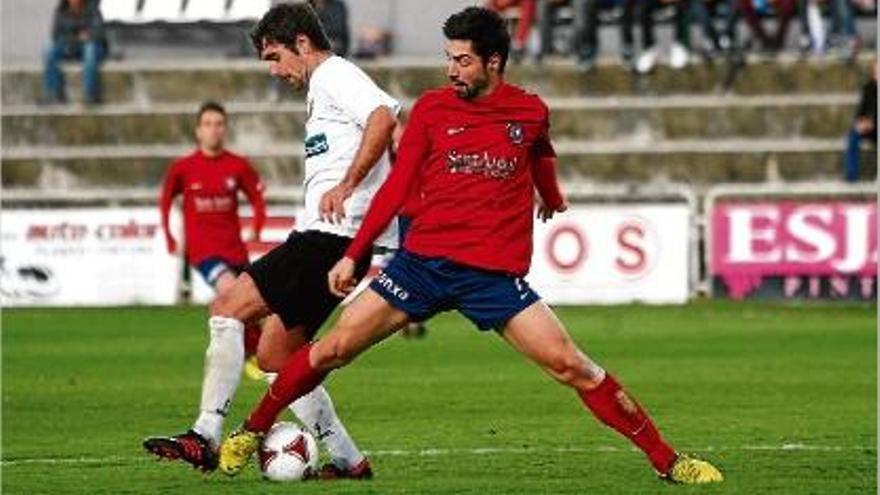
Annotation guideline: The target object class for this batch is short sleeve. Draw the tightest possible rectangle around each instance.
[322,59,400,127]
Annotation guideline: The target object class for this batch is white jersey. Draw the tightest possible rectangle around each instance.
[300,55,400,248]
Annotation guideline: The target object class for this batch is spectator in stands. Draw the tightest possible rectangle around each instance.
[575,0,637,71]
[353,26,393,59]
[620,0,639,69]
[486,0,538,62]
[693,0,740,60]
[827,0,863,59]
[635,0,692,74]
[309,0,350,57]
[574,0,601,70]
[843,61,877,182]
[796,0,826,56]
[795,0,866,60]
[533,0,620,68]
[535,0,571,63]
[739,0,796,52]
[42,0,106,105]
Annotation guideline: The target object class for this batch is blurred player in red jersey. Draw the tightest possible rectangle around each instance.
[157,101,267,367]
[147,4,399,480]
[149,100,275,463]
[220,6,723,485]
[159,102,265,303]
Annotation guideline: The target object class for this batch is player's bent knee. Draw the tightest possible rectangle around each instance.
[256,347,285,372]
[546,352,600,389]
[548,360,581,387]
[214,272,238,296]
[209,274,265,321]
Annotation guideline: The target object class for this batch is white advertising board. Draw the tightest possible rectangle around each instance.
[1,208,182,307]
[1,204,691,307]
[528,205,691,304]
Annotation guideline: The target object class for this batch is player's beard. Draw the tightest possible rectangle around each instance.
[283,74,306,91]
[279,66,307,90]
[452,74,489,100]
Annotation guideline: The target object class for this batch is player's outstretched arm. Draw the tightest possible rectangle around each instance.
[340,99,430,267]
[319,106,397,224]
[529,104,567,222]
[158,161,182,253]
[531,156,567,222]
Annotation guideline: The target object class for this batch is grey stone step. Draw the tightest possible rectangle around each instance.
[3,139,873,189]
[2,55,872,105]
[556,139,876,183]
[1,94,858,147]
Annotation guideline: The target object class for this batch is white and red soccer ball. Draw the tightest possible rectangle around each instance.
[258,422,319,482]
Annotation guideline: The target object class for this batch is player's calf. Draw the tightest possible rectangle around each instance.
[312,332,364,371]
[256,318,308,372]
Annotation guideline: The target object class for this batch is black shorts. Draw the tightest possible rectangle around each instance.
[245,230,371,337]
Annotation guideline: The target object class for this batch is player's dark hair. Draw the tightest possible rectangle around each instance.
[250,2,332,55]
[196,101,226,124]
[442,7,510,74]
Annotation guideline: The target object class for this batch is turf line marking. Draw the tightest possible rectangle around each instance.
[2,443,874,467]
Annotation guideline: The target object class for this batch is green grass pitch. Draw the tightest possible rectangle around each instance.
[2,301,876,494]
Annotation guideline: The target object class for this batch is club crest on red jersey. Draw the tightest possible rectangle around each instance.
[225,177,237,191]
[506,122,524,145]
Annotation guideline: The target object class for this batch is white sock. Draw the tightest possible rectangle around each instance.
[265,373,365,469]
[192,316,245,447]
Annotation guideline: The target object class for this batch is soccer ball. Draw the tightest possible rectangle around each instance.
[258,422,319,482]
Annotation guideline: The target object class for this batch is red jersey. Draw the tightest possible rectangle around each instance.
[346,82,564,276]
[159,150,267,266]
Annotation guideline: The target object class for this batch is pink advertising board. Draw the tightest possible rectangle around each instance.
[711,201,877,299]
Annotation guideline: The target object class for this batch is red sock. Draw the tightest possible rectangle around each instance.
[246,343,326,433]
[243,324,261,356]
[578,373,677,473]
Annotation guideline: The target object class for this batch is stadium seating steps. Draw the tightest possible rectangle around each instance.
[1,56,875,195]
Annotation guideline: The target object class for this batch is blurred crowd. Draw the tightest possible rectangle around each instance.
[486,0,874,73]
[37,0,876,181]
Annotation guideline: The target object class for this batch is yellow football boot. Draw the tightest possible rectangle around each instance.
[663,454,724,484]
[218,426,263,476]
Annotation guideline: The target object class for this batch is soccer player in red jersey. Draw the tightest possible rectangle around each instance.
[157,101,267,372]
[220,7,723,485]
[158,101,266,295]
[148,100,275,467]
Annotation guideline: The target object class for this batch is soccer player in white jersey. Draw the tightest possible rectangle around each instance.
[143,3,398,479]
